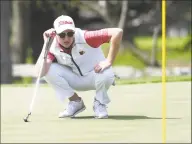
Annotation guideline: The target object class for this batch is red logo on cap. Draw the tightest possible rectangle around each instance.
[58,21,73,27]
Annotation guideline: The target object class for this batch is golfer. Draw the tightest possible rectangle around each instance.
[36,15,123,118]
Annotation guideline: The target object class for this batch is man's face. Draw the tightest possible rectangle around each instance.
[56,29,75,48]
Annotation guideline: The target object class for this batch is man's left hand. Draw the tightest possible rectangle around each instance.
[94,59,112,73]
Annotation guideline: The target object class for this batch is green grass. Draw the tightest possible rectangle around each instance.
[157,49,191,66]
[1,82,191,143]
[102,44,146,69]
[112,49,146,69]
[102,43,191,69]
[102,35,191,68]
[135,35,191,50]
[13,77,33,84]
[115,75,191,85]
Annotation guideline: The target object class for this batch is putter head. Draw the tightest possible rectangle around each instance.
[23,118,29,122]
[23,112,31,122]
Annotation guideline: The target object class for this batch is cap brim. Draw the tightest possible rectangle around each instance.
[55,25,75,34]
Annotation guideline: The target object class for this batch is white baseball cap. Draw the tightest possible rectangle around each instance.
[53,15,75,34]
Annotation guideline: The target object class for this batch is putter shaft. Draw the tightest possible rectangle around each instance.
[24,112,31,122]
[23,37,53,122]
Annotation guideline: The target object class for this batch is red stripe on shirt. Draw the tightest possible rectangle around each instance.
[47,52,55,61]
[84,29,111,48]
[47,32,56,61]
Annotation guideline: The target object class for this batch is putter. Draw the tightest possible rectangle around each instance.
[24,37,53,122]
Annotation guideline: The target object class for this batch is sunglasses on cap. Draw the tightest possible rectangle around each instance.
[57,31,75,38]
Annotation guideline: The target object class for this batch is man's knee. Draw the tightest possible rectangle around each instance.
[45,63,70,79]
[95,72,115,88]
[44,63,65,83]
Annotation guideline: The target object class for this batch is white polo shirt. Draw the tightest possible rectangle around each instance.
[48,28,111,76]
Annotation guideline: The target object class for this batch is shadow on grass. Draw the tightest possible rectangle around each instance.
[72,115,181,120]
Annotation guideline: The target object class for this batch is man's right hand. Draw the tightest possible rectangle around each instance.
[43,28,56,42]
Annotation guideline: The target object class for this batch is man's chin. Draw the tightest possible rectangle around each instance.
[65,46,70,49]
[62,44,70,48]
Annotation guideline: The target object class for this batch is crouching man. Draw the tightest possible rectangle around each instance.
[36,15,123,119]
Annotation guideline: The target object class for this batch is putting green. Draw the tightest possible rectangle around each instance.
[1,82,191,143]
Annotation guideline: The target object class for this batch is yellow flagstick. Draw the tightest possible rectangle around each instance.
[162,0,166,143]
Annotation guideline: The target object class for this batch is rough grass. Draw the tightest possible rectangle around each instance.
[115,75,191,85]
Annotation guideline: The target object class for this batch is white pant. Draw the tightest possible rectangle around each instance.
[44,63,115,104]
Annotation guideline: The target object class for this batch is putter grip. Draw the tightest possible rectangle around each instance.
[43,37,54,59]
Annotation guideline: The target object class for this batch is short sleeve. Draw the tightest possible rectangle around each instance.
[84,29,111,48]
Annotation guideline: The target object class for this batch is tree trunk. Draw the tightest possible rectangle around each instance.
[118,0,128,52]
[118,0,128,29]
[11,1,30,64]
[150,25,161,67]
[79,1,113,26]
[21,2,31,63]
[1,1,12,83]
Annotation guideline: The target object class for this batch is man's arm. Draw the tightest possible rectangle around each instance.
[85,28,123,65]
[85,28,123,73]
[35,28,56,77]
[35,43,54,78]
[106,28,123,65]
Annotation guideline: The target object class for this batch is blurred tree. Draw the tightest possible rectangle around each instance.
[11,0,31,64]
[78,0,161,66]
[150,25,161,67]
[77,0,191,66]
[1,1,12,83]
[30,0,55,63]
[8,0,191,67]
[118,0,128,30]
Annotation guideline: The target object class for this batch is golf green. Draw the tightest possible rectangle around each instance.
[1,82,191,143]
